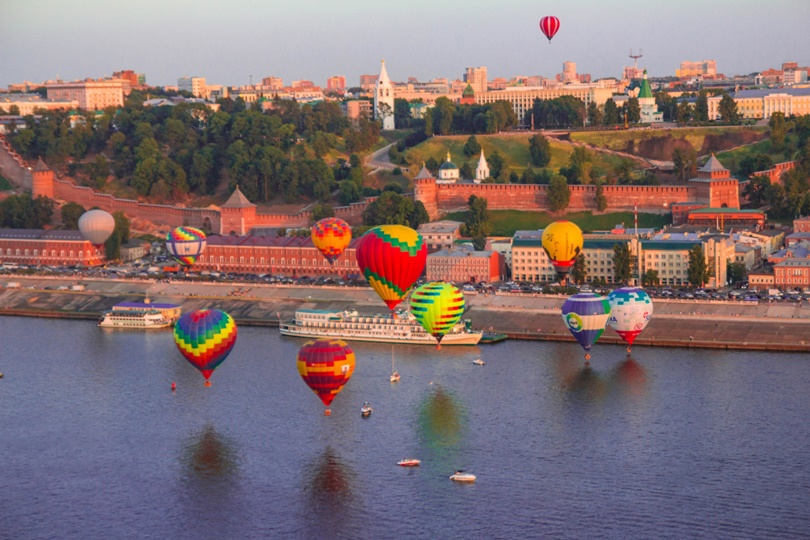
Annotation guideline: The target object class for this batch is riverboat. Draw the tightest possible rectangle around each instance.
[279,309,483,346]
[98,309,173,329]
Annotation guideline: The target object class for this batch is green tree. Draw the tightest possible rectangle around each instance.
[718,93,740,123]
[727,261,747,284]
[487,151,505,180]
[311,203,334,222]
[463,135,481,157]
[624,98,641,124]
[472,235,487,251]
[769,112,787,151]
[393,98,412,129]
[739,153,774,178]
[675,101,693,123]
[528,134,551,167]
[547,174,570,212]
[61,202,86,229]
[362,191,427,228]
[612,243,632,284]
[672,147,697,181]
[459,161,473,180]
[642,269,660,286]
[603,99,619,125]
[695,90,709,122]
[594,182,608,211]
[586,102,603,126]
[742,176,770,207]
[103,211,130,260]
[571,253,587,285]
[463,195,491,237]
[687,244,709,287]
[338,179,361,205]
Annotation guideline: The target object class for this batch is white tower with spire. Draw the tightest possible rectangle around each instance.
[475,150,490,183]
[374,59,395,131]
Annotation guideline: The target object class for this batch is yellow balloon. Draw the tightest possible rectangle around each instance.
[541,220,583,275]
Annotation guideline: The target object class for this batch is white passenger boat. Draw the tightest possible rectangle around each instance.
[98,309,173,329]
[279,309,482,346]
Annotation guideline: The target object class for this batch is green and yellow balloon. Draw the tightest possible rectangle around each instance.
[409,282,466,349]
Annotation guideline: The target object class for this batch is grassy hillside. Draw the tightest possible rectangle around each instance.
[442,210,671,236]
[404,134,626,179]
[0,174,12,191]
[714,135,800,174]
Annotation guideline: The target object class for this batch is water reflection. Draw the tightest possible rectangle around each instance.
[301,447,356,537]
[416,385,467,471]
[179,424,240,481]
[561,363,608,401]
[610,356,648,399]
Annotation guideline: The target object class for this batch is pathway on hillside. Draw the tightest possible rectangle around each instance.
[365,142,397,174]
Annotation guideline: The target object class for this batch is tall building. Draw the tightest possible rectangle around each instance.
[359,74,378,91]
[561,61,577,84]
[476,85,614,125]
[464,66,487,94]
[45,79,127,110]
[177,77,207,99]
[374,60,395,131]
[261,77,284,90]
[676,60,717,78]
[326,76,346,92]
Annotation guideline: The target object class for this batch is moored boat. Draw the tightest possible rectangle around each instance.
[473,359,485,365]
[397,458,421,467]
[280,308,482,346]
[361,402,373,417]
[98,309,172,329]
[450,470,476,482]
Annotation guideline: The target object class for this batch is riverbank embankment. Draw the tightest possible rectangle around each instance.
[1,276,809,352]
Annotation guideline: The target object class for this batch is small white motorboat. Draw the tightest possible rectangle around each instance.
[472,359,485,365]
[390,371,400,383]
[361,402,373,417]
[397,458,421,467]
[450,470,476,482]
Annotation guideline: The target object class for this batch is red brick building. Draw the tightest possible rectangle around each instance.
[774,259,810,290]
[426,247,504,283]
[0,229,105,266]
[194,234,361,277]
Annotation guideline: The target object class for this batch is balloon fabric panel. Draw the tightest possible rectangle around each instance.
[297,339,356,406]
[357,225,427,311]
[312,218,351,264]
[166,227,207,267]
[174,309,238,380]
[561,293,611,352]
[607,287,653,346]
[410,283,466,342]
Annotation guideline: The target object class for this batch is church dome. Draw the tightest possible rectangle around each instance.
[439,160,458,170]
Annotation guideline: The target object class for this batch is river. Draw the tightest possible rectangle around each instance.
[1,317,809,539]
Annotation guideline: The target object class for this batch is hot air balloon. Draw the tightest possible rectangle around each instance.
[174,309,238,385]
[539,16,560,43]
[297,339,356,413]
[166,226,207,267]
[409,282,465,349]
[561,292,611,361]
[607,287,653,352]
[311,218,352,265]
[356,225,427,311]
[542,220,583,280]
[78,209,115,247]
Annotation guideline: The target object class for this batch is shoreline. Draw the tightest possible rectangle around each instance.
[2,276,809,352]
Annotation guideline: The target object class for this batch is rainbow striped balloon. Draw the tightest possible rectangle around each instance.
[356,225,427,311]
[409,282,466,345]
[311,217,351,265]
[296,339,356,407]
[166,226,207,267]
[174,309,238,381]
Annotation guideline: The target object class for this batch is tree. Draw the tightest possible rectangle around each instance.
[528,134,551,167]
[739,153,774,178]
[560,146,594,184]
[463,135,481,157]
[718,93,740,124]
[687,244,709,287]
[672,147,697,181]
[612,243,632,284]
[488,151,506,180]
[104,211,130,260]
[769,112,787,151]
[603,99,619,125]
[642,269,660,287]
[594,182,608,211]
[393,98,412,129]
[463,195,491,237]
[727,261,747,284]
[571,253,587,285]
[362,191,427,228]
[338,179,361,205]
[472,235,487,251]
[311,203,334,222]
[586,102,603,126]
[459,161,473,180]
[675,101,693,124]
[547,174,570,212]
[61,202,86,229]
[624,98,641,124]
[742,176,770,207]
[695,90,709,122]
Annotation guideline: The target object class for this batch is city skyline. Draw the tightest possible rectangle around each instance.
[2,0,810,89]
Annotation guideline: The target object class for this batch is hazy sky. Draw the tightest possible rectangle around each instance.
[3,0,809,89]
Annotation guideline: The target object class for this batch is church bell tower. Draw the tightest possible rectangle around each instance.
[374,59,395,131]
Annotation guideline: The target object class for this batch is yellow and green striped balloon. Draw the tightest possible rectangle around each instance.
[409,282,466,346]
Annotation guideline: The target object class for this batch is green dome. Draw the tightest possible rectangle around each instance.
[439,160,458,170]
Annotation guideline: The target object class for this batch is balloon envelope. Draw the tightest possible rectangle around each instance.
[561,293,611,352]
[356,225,427,311]
[297,339,356,407]
[539,16,560,42]
[311,218,352,265]
[607,287,653,346]
[78,209,115,246]
[174,309,238,380]
[542,220,583,276]
[409,282,465,343]
[166,226,207,267]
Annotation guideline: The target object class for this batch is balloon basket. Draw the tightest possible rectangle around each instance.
[584,354,591,361]
[204,380,212,387]
[171,382,176,391]
[626,347,632,354]
[324,409,332,416]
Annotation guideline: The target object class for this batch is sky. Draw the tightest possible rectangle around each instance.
[2,0,810,89]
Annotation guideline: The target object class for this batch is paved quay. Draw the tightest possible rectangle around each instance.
[2,276,809,352]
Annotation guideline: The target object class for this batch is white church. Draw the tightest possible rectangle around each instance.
[374,60,395,131]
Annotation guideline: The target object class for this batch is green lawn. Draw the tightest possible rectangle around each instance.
[714,135,800,174]
[404,134,625,179]
[0,174,12,191]
[443,210,671,237]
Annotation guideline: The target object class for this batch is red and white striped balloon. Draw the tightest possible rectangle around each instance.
[539,16,560,43]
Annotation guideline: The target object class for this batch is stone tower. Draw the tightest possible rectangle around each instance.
[31,158,54,199]
[219,185,257,235]
[374,60,395,131]
[413,165,439,220]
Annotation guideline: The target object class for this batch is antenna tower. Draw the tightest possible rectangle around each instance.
[629,48,643,70]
